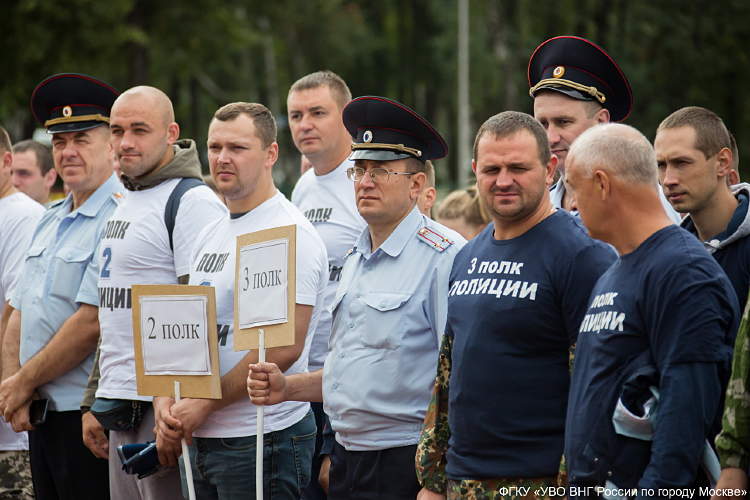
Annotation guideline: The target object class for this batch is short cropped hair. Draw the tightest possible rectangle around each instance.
[437,186,489,227]
[213,102,276,148]
[288,71,352,109]
[13,140,54,174]
[730,131,739,170]
[657,106,731,159]
[424,160,435,188]
[0,127,11,154]
[473,111,551,165]
[568,123,657,185]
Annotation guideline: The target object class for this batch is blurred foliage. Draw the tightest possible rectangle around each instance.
[2,0,750,193]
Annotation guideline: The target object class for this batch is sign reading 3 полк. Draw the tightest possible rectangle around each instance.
[238,238,289,329]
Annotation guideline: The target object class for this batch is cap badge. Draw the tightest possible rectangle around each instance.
[553,66,565,78]
[62,105,73,118]
[363,130,373,143]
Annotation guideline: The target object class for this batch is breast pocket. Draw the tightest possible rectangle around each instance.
[359,291,413,349]
[19,245,46,292]
[50,247,93,300]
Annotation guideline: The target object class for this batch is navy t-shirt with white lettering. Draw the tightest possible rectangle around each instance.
[446,210,616,479]
[566,225,738,489]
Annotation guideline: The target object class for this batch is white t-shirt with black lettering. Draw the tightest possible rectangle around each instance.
[291,160,365,370]
[96,179,227,401]
[0,192,43,450]
[189,191,327,438]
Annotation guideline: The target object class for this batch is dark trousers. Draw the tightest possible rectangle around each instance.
[28,410,110,500]
[301,402,327,500]
[328,441,419,500]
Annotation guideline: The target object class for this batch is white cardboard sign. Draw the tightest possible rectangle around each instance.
[238,238,289,329]
[139,294,211,376]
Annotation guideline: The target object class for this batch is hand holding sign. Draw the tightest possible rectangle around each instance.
[234,225,297,500]
[131,285,221,500]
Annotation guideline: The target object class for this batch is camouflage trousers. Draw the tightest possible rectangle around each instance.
[0,450,33,500]
[447,476,563,500]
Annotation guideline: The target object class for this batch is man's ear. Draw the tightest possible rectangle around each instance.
[715,147,732,178]
[1,151,11,170]
[593,169,610,200]
[410,171,426,201]
[44,168,57,189]
[265,142,279,168]
[595,107,610,124]
[545,154,558,186]
[166,122,180,145]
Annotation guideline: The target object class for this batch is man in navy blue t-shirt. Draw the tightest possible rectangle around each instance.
[416,111,616,499]
[564,123,739,495]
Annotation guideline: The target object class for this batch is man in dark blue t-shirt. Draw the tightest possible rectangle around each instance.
[416,111,616,499]
[564,123,739,496]
[655,106,750,308]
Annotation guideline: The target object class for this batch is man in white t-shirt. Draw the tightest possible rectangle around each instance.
[0,127,41,500]
[86,86,227,500]
[155,102,327,499]
[287,71,365,498]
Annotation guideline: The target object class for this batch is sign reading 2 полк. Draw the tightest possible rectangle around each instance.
[131,284,221,400]
[139,294,211,376]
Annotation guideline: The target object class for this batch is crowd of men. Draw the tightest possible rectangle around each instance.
[0,34,748,500]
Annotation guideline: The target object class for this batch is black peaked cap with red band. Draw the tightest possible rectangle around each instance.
[527,36,633,122]
[343,96,448,162]
[31,73,120,134]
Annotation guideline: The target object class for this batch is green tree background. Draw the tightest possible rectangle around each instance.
[2,0,748,194]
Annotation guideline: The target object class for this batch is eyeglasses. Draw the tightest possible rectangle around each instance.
[346,166,416,183]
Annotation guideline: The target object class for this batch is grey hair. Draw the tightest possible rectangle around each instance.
[567,123,658,186]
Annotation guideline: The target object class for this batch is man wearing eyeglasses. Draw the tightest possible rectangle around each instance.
[248,96,466,499]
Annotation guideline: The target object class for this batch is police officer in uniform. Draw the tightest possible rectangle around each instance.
[0,73,122,499]
[528,35,680,222]
[248,96,466,499]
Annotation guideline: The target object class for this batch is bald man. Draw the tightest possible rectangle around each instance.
[564,124,738,493]
[81,86,226,500]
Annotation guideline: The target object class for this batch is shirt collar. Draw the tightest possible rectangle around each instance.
[356,205,422,259]
[71,173,122,218]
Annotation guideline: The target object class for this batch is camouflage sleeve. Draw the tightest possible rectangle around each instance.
[416,332,452,494]
[80,340,101,411]
[557,343,575,483]
[716,303,750,470]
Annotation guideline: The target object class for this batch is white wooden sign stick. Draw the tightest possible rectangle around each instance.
[256,328,266,499]
[175,380,196,500]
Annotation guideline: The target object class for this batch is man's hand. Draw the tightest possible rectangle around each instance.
[169,398,214,446]
[712,468,748,499]
[0,372,34,421]
[417,487,447,500]
[9,401,32,433]
[82,412,109,459]
[153,396,183,467]
[247,362,287,405]
[319,455,331,494]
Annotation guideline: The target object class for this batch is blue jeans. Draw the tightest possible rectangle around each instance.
[179,410,316,499]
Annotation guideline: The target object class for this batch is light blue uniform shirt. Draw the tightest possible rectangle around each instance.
[11,173,123,411]
[323,206,466,451]
[550,177,682,223]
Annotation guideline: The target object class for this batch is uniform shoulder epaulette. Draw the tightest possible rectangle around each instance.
[417,226,453,252]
